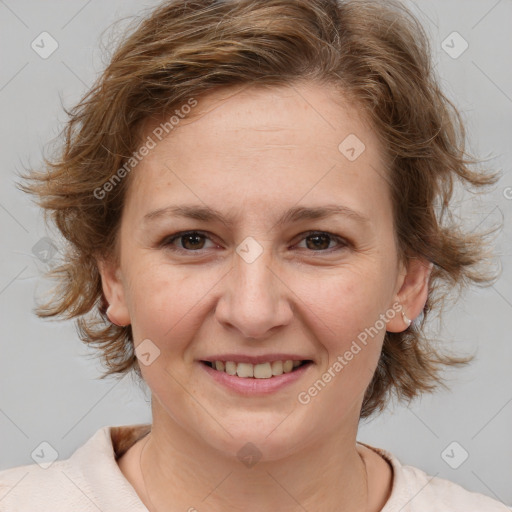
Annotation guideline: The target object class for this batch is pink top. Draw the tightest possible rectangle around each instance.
[0,423,508,511]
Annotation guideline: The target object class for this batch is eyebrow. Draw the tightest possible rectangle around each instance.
[143,203,371,227]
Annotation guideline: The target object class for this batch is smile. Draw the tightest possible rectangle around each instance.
[201,359,312,379]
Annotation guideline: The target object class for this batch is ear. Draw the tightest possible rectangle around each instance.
[97,256,131,327]
[386,257,433,333]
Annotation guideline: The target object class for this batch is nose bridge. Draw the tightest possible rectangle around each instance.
[216,238,291,339]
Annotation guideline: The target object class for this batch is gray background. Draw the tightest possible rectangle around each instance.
[0,0,511,506]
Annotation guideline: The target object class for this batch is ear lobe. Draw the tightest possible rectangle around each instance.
[97,257,131,327]
[386,258,433,333]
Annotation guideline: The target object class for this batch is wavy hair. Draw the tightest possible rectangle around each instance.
[18,0,500,418]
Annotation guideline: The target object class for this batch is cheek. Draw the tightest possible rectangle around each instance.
[287,267,389,384]
[124,260,198,345]
[293,265,390,335]
[125,238,395,360]
[123,257,235,376]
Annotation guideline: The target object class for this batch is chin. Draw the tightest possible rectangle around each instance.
[195,411,314,463]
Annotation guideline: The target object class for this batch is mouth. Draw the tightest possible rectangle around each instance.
[200,359,313,379]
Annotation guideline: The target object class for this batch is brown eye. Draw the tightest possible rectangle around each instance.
[162,231,214,252]
[305,233,331,250]
[161,230,349,255]
[297,231,348,252]
[180,233,206,250]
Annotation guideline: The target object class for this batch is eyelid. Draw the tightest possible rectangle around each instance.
[161,230,218,251]
[161,229,350,253]
[296,230,350,248]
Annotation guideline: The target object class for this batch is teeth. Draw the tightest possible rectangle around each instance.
[236,362,253,378]
[283,360,293,373]
[225,361,237,376]
[254,362,272,378]
[271,360,283,375]
[209,359,306,379]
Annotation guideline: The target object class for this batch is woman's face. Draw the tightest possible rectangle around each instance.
[101,81,428,459]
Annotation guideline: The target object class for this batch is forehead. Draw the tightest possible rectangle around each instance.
[125,82,391,226]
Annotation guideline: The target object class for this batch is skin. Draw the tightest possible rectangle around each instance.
[99,81,432,512]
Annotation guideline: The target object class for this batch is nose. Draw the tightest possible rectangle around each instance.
[214,244,293,340]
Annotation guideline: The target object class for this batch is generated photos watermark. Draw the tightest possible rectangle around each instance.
[297,301,403,405]
[93,98,198,200]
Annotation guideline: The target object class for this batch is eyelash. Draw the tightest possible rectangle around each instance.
[160,230,350,255]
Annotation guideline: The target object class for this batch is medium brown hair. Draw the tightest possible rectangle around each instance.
[18,0,500,418]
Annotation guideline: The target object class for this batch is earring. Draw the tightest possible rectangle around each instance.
[401,310,412,327]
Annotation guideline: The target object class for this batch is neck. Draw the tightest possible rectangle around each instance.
[138,403,369,512]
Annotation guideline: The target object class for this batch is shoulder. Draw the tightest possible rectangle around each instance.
[358,442,510,512]
[0,458,83,512]
[0,424,151,512]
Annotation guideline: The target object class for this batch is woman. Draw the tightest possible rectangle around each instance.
[0,0,507,510]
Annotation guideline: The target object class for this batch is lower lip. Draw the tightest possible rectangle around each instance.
[198,361,313,396]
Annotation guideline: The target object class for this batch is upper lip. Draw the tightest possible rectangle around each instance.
[200,354,313,364]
